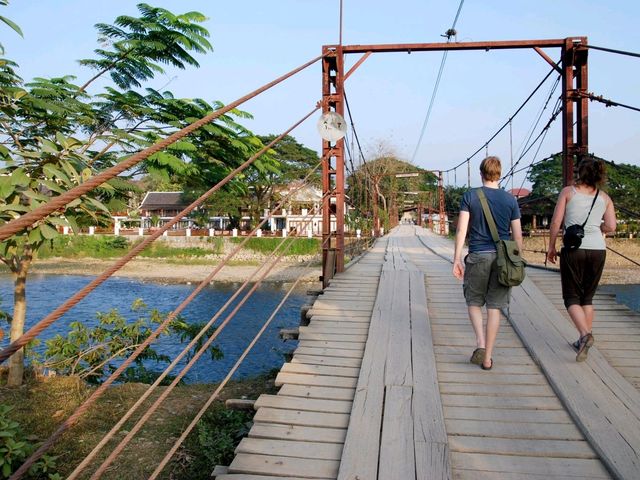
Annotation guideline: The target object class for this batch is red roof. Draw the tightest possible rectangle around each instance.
[508,188,531,198]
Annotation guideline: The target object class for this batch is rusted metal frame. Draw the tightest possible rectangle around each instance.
[321,46,346,285]
[341,38,567,54]
[534,47,562,74]
[344,51,372,81]
[438,171,446,235]
[561,37,588,187]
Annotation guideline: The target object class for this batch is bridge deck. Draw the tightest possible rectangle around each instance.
[219,226,640,480]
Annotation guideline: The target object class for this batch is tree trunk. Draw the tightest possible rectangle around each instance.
[7,246,32,387]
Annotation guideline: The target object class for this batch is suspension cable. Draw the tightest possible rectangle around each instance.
[410,0,465,164]
[580,91,640,113]
[150,245,322,479]
[587,44,640,59]
[65,166,325,480]
[7,121,323,480]
[0,55,323,242]
[88,201,326,479]
[444,66,558,173]
[0,107,319,364]
[606,246,640,267]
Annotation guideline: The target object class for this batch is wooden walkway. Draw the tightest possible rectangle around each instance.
[218,225,640,480]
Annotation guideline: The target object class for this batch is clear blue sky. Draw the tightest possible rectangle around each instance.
[3,0,640,188]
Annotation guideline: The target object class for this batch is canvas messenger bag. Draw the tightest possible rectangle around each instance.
[476,188,526,287]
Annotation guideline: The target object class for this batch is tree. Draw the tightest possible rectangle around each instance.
[0,4,263,385]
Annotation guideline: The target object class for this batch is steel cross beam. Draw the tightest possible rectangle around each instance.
[322,37,588,275]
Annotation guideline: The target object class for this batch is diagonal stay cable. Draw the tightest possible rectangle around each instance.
[586,44,640,59]
[11,163,326,480]
[0,55,323,242]
[66,169,325,480]
[88,201,327,479]
[0,107,319,364]
[150,241,322,479]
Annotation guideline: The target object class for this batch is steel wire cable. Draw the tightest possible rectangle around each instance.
[586,44,640,59]
[0,55,323,242]
[65,164,325,480]
[89,201,327,479]
[410,0,465,164]
[0,107,319,365]
[444,66,558,173]
[580,92,640,113]
[499,82,562,184]
[150,245,323,479]
[7,113,323,480]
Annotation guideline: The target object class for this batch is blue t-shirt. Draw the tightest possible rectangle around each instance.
[460,187,521,253]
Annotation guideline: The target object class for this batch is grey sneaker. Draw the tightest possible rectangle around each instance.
[576,333,594,362]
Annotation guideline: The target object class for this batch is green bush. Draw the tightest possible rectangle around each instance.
[0,405,61,479]
[175,403,252,479]
[37,236,129,259]
[229,237,320,256]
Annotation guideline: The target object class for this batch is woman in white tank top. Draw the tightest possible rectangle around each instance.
[546,158,617,362]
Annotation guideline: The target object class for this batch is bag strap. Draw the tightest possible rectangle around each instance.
[580,189,600,228]
[476,188,500,243]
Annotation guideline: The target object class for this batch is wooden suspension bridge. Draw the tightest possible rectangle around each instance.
[215,225,640,480]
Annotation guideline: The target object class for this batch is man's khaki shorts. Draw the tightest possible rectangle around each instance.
[463,252,511,309]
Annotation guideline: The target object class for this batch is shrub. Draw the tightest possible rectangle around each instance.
[229,237,320,256]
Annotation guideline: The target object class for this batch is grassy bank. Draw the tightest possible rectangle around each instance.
[0,371,278,479]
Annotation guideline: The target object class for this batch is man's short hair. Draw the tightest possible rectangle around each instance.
[480,156,502,181]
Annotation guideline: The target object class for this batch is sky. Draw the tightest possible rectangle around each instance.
[3,0,640,189]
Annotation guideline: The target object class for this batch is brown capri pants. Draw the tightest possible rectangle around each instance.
[559,248,606,308]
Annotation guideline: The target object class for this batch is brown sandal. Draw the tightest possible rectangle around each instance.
[481,359,493,370]
[470,348,486,365]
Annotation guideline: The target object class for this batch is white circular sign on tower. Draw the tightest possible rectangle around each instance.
[317,111,347,142]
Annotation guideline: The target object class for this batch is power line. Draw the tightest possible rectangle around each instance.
[410,0,465,164]
[587,44,640,59]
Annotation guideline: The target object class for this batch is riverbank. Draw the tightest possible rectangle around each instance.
[28,257,322,284]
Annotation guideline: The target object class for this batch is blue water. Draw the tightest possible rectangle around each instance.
[0,274,307,383]
[599,284,640,314]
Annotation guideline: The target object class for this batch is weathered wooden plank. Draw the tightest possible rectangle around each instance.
[254,394,352,414]
[249,422,346,443]
[275,372,358,389]
[281,362,360,378]
[379,385,415,480]
[451,452,610,478]
[440,394,563,410]
[409,269,450,479]
[338,269,395,480]
[444,419,584,440]
[439,383,556,397]
[438,372,544,385]
[236,437,344,461]
[253,407,349,429]
[449,436,597,459]
[385,271,412,387]
[276,385,355,401]
[298,332,368,343]
[291,354,362,368]
[443,406,572,423]
[293,347,365,359]
[437,361,540,375]
[228,453,338,479]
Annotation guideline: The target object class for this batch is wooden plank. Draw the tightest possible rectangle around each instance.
[451,452,610,478]
[444,419,584,440]
[253,407,349,429]
[298,332,368,343]
[409,269,450,479]
[291,354,362,369]
[236,437,344,461]
[449,436,597,459]
[254,394,352,414]
[338,269,395,480]
[277,385,355,401]
[293,347,365,359]
[379,385,415,480]
[439,383,556,397]
[384,271,412,387]
[281,362,360,378]
[249,422,346,443]
[443,406,572,423]
[275,372,358,389]
[438,372,544,385]
[440,394,563,410]
[228,453,338,479]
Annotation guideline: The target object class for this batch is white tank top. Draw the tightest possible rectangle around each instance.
[564,187,606,250]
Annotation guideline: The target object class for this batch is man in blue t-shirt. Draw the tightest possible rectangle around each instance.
[452,156,523,371]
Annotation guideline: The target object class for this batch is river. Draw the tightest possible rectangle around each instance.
[0,274,307,383]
